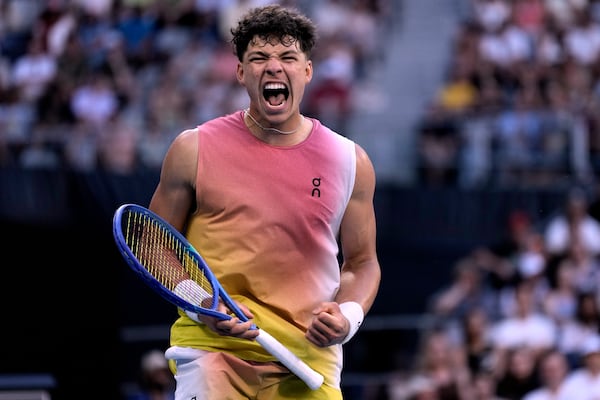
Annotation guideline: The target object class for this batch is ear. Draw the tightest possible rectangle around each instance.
[236,62,245,86]
[305,60,313,83]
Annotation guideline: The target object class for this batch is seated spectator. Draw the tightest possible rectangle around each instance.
[470,209,534,293]
[559,239,600,296]
[543,261,578,327]
[70,70,119,129]
[494,346,540,400]
[124,349,175,400]
[409,329,473,400]
[304,35,354,134]
[471,368,504,400]
[560,335,600,398]
[458,307,497,377]
[490,280,558,356]
[522,349,570,400]
[497,229,549,318]
[543,187,600,258]
[11,36,57,103]
[557,291,600,369]
[429,255,498,341]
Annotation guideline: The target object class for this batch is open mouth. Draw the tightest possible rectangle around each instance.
[263,83,289,106]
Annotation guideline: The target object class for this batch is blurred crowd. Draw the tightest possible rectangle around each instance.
[383,184,600,399]
[418,0,600,189]
[0,0,390,173]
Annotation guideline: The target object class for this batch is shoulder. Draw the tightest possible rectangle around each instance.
[354,143,371,166]
[353,143,376,190]
[161,127,199,182]
[169,128,198,158]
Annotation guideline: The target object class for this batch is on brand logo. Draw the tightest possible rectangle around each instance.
[311,177,321,197]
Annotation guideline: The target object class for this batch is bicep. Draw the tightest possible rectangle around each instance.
[149,129,198,232]
[337,144,380,307]
[340,144,377,266]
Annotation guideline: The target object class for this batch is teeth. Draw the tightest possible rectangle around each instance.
[264,83,286,90]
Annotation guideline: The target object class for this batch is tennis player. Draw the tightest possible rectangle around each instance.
[148,4,381,399]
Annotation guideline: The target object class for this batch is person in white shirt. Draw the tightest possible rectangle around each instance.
[523,349,570,400]
[544,187,600,258]
[491,280,558,356]
[560,335,600,399]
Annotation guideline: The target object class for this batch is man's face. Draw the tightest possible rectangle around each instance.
[236,35,312,126]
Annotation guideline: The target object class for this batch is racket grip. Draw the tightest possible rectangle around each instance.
[255,329,324,390]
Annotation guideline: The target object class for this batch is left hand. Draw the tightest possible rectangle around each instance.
[305,302,349,347]
[187,301,259,340]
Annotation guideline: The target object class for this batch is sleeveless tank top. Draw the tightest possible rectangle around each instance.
[170,111,356,387]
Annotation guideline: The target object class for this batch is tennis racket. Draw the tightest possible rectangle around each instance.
[112,203,324,390]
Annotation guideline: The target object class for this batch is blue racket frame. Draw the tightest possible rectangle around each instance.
[113,203,237,321]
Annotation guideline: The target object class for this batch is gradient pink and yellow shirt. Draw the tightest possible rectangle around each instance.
[171,111,356,387]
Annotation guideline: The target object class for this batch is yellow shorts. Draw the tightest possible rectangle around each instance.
[167,347,342,400]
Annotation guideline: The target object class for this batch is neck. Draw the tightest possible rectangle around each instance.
[244,109,304,135]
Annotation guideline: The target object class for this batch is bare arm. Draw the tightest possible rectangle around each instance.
[145,128,200,294]
[148,128,198,231]
[306,144,381,346]
[337,144,381,310]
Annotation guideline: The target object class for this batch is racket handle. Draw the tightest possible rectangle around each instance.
[255,329,324,390]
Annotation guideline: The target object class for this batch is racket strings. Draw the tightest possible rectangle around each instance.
[123,210,215,306]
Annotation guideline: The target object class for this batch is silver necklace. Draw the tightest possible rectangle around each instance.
[244,109,304,135]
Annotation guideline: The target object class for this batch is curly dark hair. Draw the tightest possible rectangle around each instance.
[230,4,318,61]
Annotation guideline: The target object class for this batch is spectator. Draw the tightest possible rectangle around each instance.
[542,261,578,327]
[11,36,57,103]
[114,4,158,70]
[559,238,600,296]
[522,349,570,400]
[124,349,175,400]
[472,0,511,33]
[543,187,600,258]
[562,10,600,66]
[490,280,558,356]
[470,209,533,293]
[304,34,354,134]
[471,368,505,400]
[70,70,119,129]
[409,329,472,400]
[429,255,498,340]
[494,346,541,400]
[561,334,600,398]
[557,291,600,369]
[459,307,498,377]
[496,229,549,319]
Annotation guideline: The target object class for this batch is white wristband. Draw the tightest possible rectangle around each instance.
[339,301,364,344]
